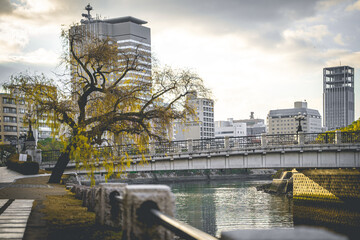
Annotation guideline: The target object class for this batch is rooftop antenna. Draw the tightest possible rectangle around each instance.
[81,3,93,22]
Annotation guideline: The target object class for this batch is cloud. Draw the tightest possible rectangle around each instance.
[334,33,345,45]
[0,21,29,54]
[346,0,360,11]
[283,25,330,43]
[3,48,59,65]
[0,0,14,15]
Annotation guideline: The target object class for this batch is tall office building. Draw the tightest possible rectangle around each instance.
[72,4,151,86]
[323,66,354,130]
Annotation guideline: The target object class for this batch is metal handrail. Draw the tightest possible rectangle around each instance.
[112,195,217,240]
[149,208,218,240]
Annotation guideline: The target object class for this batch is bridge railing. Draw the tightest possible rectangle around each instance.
[41,131,360,163]
[265,134,298,146]
[341,131,360,143]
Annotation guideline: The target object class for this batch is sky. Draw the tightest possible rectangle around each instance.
[0,0,359,122]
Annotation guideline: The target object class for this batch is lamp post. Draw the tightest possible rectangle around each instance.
[295,113,306,134]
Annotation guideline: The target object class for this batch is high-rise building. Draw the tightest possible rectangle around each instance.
[267,101,322,134]
[173,92,214,140]
[73,5,151,83]
[69,5,152,143]
[323,66,355,130]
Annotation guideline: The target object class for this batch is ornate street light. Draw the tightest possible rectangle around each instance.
[295,113,306,134]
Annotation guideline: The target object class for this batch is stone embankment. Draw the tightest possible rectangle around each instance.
[68,169,276,185]
[257,168,360,202]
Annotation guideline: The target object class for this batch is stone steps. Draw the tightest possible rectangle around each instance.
[0,199,33,240]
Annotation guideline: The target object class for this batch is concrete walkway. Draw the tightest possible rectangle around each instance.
[0,167,23,184]
[0,167,66,240]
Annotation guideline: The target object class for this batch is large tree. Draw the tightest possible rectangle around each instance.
[4,25,209,183]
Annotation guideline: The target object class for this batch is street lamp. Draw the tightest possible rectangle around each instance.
[295,113,306,134]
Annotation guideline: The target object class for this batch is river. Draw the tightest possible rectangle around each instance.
[169,179,293,237]
[168,179,359,239]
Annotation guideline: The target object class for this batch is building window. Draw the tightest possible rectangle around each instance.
[4,116,17,123]
[4,125,17,132]
[3,107,16,114]
[3,97,15,105]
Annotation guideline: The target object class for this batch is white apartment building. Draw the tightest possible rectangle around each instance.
[267,101,322,134]
[215,118,246,138]
[173,92,214,140]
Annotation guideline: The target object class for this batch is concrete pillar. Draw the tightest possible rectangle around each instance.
[87,186,100,212]
[224,136,230,149]
[335,130,342,144]
[298,132,305,145]
[187,139,193,152]
[149,142,156,155]
[123,185,175,240]
[95,183,127,228]
[261,133,267,147]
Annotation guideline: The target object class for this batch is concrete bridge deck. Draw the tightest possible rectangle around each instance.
[40,131,360,171]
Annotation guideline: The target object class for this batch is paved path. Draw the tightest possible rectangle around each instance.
[0,167,23,184]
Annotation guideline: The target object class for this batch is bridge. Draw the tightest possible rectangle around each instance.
[41,131,360,171]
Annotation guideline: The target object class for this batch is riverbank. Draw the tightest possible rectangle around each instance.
[0,174,122,240]
[72,169,276,185]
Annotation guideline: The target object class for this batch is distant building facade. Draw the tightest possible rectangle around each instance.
[173,92,214,140]
[235,112,266,136]
[215,113,266,138]
[215,119,246,138]
[0,92,55,145]
[323,66,355,130]
[0,93,27,144]
[267,101,322,134]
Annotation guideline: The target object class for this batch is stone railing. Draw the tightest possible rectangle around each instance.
[70,183,347,240]
[71,183,215,240]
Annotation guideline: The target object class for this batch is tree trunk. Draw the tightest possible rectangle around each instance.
[48,145,72,183]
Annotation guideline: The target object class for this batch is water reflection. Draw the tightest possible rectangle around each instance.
[170,180,293,237]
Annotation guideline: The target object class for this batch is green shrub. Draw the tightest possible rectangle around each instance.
[0,145,16,167]
[6,153,39,175]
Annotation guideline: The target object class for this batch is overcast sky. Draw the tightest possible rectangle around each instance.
[0,0,359,122]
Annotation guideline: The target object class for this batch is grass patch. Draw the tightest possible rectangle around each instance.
[42,192,122,240]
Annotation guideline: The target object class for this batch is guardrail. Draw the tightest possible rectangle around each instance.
[114,195,218,240]
[72,183,218,240]
[41,131,360,163]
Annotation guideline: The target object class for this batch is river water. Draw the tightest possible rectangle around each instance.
[169,180,293,237]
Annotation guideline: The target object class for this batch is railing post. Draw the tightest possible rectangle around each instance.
[95,183,127,228]
[298,132,305,145]
[335,130,342,144]
[261,133,267,147]
[123,185,175,240]
[149,142,156,155]
[224,136,230,149]
[187,139,193,152]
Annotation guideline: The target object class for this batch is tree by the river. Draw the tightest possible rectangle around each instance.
[4,24,209,184]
